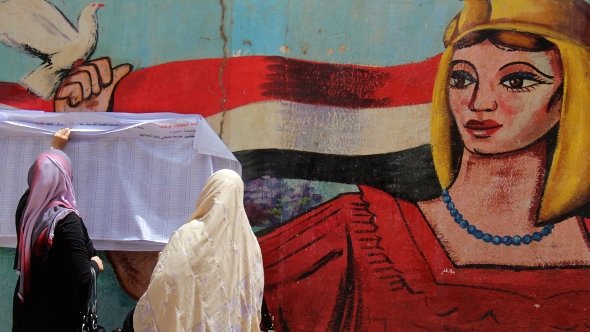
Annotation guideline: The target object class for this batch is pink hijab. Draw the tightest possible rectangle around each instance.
[16,149,78,301]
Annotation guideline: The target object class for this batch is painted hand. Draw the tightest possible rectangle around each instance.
[54,57,132,112]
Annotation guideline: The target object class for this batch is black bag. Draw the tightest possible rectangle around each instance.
[80,267,106,332]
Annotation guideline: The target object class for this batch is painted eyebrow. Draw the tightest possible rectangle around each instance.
[450,59,476,70]
[498,61,554,79]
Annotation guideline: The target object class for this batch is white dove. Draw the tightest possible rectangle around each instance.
[0,1,103,99]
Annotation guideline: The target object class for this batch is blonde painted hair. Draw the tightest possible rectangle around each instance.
[432,0,590,222]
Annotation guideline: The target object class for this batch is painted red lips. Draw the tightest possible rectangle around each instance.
[464,119,503,137]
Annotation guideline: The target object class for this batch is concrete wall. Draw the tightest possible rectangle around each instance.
[2,0,587,330]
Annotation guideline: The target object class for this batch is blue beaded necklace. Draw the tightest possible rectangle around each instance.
[441,189,554,246]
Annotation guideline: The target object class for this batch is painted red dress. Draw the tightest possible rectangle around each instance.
[259,185,590,331]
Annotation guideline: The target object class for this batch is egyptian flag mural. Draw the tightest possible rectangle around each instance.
[0,55,443,225]
[0,53,444,226]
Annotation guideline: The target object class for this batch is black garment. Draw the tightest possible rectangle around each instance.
[13,189,29,270]
[13,211,99,332]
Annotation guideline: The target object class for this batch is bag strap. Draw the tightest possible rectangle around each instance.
[89,267,97,315]
[81,267,99,332]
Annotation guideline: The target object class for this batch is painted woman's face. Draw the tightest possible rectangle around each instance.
[448,39,563,155]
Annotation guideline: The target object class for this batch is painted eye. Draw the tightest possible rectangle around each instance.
[500,72,549,91]
[449,70,476,89]
[506,77,524,88]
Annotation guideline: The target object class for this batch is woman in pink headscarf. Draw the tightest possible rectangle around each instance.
[12,128,104,332]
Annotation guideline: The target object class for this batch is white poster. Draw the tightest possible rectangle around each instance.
[0,109,241,250]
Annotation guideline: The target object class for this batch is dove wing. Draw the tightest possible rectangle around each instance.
[0,0,79,57]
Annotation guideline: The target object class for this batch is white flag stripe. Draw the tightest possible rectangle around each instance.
[207,100,431,156]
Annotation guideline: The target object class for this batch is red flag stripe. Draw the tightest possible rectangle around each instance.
[0,55,441,116]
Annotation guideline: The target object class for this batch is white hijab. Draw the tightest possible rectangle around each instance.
[134,169,264,332]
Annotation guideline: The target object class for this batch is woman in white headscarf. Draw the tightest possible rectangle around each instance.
[132,169,264,332]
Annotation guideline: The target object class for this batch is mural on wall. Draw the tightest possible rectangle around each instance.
[1,0,590,330]
[0,1,103,99]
